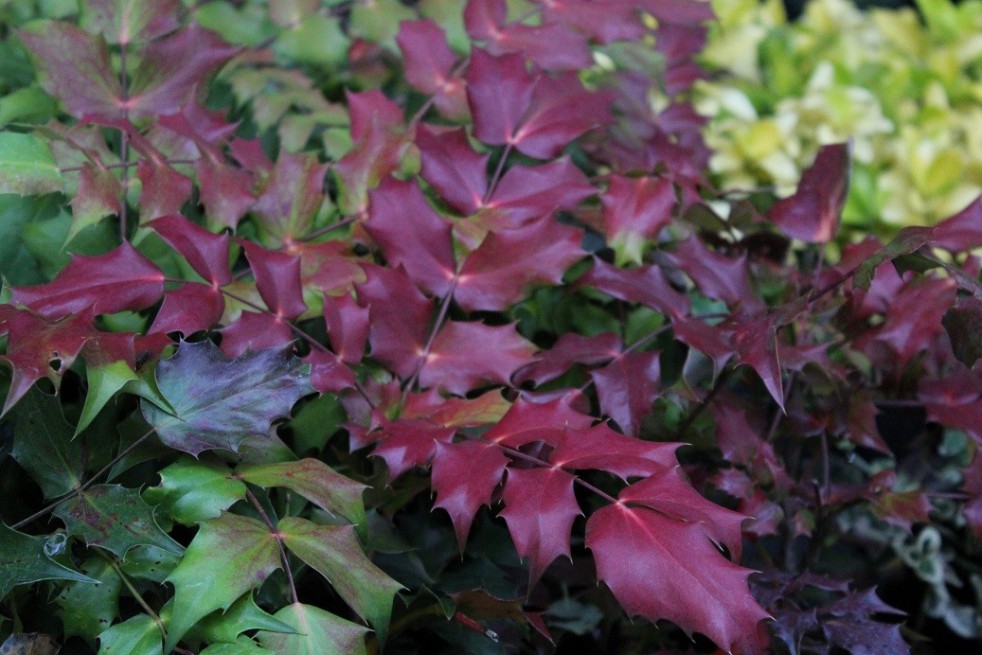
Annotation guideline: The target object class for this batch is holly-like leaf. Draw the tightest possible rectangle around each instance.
[323,294,369,364]
[871,276,957,367]
[355,417,456,479]
[466,50,533,150]
[931,196,982,252]
[251,151,327,245]
[589,351,661,436]
[357,265,434,378]
[150,284,224,336]
[53,484,182,557]
[485,397,594,448]
[164,512,280,652]
[486,157,595,226]
[191,593,296,645]
[431,440,509,549]
[67,162,121,244]
[218,311,296,359]
[141,340,313,456]
[237,459,367,528]
[550,423,679,480]
[499,466,580,587]
[257,603,368,655]
[97,614,162,655]
[602,175,675,265]
[55,557,122,645]
[82,0,181,45]
[397,20,467,119]
[11,242,164,319]
[240,242,307,319]
[277,518,404,638]
[578,258,690,319]
[455,218,584,311]
[0,524,97,601]
[418,321,536,395]
[540,0,647,43]
[667,236,760,312]
[149,215,232,286]
[0,132,64,196]
[769,143,850,244]
[144,457,246,526]
[586,501,768,653]
[416,125,489,216]
[515,332,621,386]
[731,315,785,411]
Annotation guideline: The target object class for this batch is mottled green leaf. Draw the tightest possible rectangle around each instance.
[237,459,366,529]
[144,457,246,526]
[0,524,97,600]
[97,614,161,655]
[10,387,84,499]
[52,484,182,557]
[164,513,280,652]
[141,340,313,456]
[256,603,368,655]
[0,132,63,196]
[55,557,121,645]
[191,594,297,644]
[278,517,403,639]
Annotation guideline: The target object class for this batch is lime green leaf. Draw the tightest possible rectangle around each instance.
[0,132,63,196]
[55,557,122,646]
[9,387,84,499]
[76,360,136,436]
[144,457,246,526]
[278,517,403,639]
[349,0,415,46]
[164,513,280,652]
[257,603,369,655]
[97,614,162,655]
[141,340,313,456]
[52,484,182,557]
[191,594,297,644]
[275,15,348,66]
[0,87,58,128]
[0,524,98,600]
[237,459,367,529]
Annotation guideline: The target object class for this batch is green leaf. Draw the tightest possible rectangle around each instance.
[0,132,63,196]
[10,387,84,499]
[191,594,297,644]
[0,193,60,286]
[237,459,367,529]
[141,340,313,456]
[52,484,183,557]
[0,86,58,128]
[278,517,403,640]
[55,557,122,646]
[0,524,98,600]
[116,544,181,583]
[349,0,415,46]
[97,614,162,655]
[256,603,368,655]
[198,638,274,655]
[76,361,137,436]
[275,15,348,66]
[144,457,246,526]
[164,513,281,652]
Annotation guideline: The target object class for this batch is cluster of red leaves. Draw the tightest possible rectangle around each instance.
[2,1,981,653]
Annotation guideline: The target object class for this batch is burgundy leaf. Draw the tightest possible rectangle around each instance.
[0,309,93,416]
[931,196,982,252]
[586,501,768,653]
[218,311,295,358]
[466,49,535,148]
[416,125,489,216]
[149,284,224,336]
[432,440,509,549]
[12,242,164,319]
[69,162,122,240]
[578,258,690,319]
[642,0,716,23]
[322,294,369,365]
[295,241,366,297]
[500,466,581,586]
[363,178,456,296]
[252,152,327,245]
[357,265,434,378]
[136,157,193,221]
[485,397,594,448]
[769,143,850,244]
[455,218,584,311]
[602,175,675,246]
[872,276,957,367]
[590,351,661,436]
[149,214,232,286]
[668,236,761,313]
[396,20,467,119]
[514,332,622,386]
[348,89,403,141]
[486,157,594,226]
[240,241,307,320]
[18,22,122,118]
[509,73,612,159]
[715,399,791,490]
[672,316,735,375]
[195,155,256,230]
[355,418,455,479]
[550,423,679,479]
[540,0,646,44]
[731,315,785,411]
[305,349,357,394]
[418,321,536,395]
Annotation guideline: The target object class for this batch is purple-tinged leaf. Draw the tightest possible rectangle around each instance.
[416,125,489,216]
[240,241,307,319]
[510,74,612,159]
[455,218,584,311]
[12,242,164,319]
[238,459,366,528]
[731,315,785,411]
[550,424,679,479]
[500,466,580,587]
[484,397,594,448]
[432,440,509,549]
[252,152,327,245]
[68,162,122,243]
[195,155,256,230]
[136,157,193,221]
[149,214,232,286]
[541,0,646,44]
[149,283,224,336]
[769,143,850,244]
[305,349,357,394]
[354,417,456,479]
[364,178,456,296]
[397,20,468,119]
[418,321,536,395]
[82,0,181,45]
[323,294,369,365]
[602,175,675,260]
[872,276,957,367]
[357,265,434,378]
[141,340,312,456]
[668,236,761,312]
[931,196,982,252]
[578,258,690,319]
[218,311,295,358]
[590,351,661,436]
[486,157,594,226]
[515,332,622,386]
[714,399,791,490]
[466,49,535,148]
[673,316,734,375]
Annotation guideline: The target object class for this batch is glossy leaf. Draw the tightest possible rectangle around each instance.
[418,321,536,395]
[9,387,85,497]
[769,143,850,244]
[431,440,509,549]
[97,614,162,655]
[257,603,368,655]
[0,524,97,601]
[149,215,232,286]
[144,457,246,525]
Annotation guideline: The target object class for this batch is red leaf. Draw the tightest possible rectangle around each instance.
[509,74,612,159]
[195,155,256,230]
[69,163,122,239]
[322,294,369,365]
[416,125,489,216]
[500,467,581,586]
[149,214,232,286]
[466,49,534,149]
[150,284,224,336]
[578,258,690,319]
[432,440,509,549]
[540,0,646,44]
[136,157,193,221]
[586,502,768,653]
[871,276,957,367]
[715,399,791,490]
[363,178,456,296]
[252,152,327,245]
[18,22,121,118]
[550,423,679,479]
[515,332,622,386]
[769,143,850,244]
[127,25,238,117]
[218,311,295,358]
[357,265,433,378]
[672,316,735,375]
[455,218,584,311]
[485,397,594,448]
[0,309,93,416]
[590,351,661,436]
[305,349,357,394]
[668,236,761,313]
[240,242,307,320]
[396,20,467,119]
[602,175,675,244]
[931,196,982,252]
[419,321,536,395]
[12,242,164,319]
[731,315,785,411]
[486,158,594,226]
[355,417,455,479]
